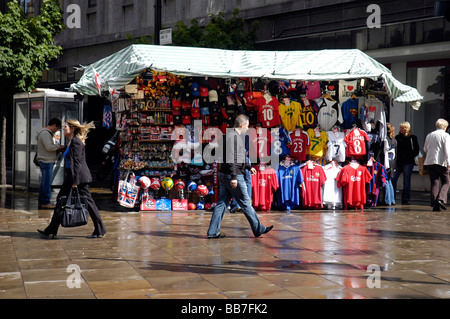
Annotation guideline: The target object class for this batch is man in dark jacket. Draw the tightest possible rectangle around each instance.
[207,114,273,238]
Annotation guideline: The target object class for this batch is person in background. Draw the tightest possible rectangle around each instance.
[386,123,397,172]
[36,118,64,209]
[391,121,419,205]
[423,118,450,211]
[38,119,106,239]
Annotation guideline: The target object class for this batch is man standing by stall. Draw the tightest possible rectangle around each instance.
[207,114,273,238]
[36,118,64,209]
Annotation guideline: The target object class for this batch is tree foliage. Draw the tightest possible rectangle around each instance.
[172,8,259,50]
[0,0,64,95]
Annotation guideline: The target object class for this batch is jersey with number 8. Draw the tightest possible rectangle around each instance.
[344,128,370,157]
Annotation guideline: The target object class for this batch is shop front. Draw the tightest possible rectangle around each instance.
[70,44,422,211]
[13,89,83,190]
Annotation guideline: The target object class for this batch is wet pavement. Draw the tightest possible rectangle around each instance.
[1,186,450,300]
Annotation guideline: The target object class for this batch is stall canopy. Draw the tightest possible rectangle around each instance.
[70,44,423,106]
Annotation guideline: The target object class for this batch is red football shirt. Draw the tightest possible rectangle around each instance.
[301,163,327,209]
[249,127,272,160]
[344,128,370,158]
[336,163,372,209]
[255,96,281,128]
[289,129,310,162]
[251,165,279,210]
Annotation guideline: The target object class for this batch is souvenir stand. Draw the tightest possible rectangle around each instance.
[71,45,422,211]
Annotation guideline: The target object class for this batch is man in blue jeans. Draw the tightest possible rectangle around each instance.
[229,134,251,213]
[207,115,273,238]
[36,118,64,209]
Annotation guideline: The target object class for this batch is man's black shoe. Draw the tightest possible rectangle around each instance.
[208,233,226,239]
[256,225,274,237]
[438,200,447,210]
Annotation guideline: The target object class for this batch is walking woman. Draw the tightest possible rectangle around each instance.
[391,121,420,205]
[38,119,106,238]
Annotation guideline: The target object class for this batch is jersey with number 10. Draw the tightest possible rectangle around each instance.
[255,96,281,128]
[299,97,320,129]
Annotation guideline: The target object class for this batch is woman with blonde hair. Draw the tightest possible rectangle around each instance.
[391,121,420,205]
[38,119,106,238]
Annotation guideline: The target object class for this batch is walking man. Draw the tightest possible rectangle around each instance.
[36,118,64,209]
[207,114,273,238]
[423,118,450,211]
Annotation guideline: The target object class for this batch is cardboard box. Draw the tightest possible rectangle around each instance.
[156,198,172,211]
[172,199,188,210]
[140,199,156,211]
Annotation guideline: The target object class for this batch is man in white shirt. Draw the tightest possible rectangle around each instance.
[423,118,450,211]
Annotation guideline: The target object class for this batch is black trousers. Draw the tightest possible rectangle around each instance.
[426,164,450,208]
[44,171,106,236]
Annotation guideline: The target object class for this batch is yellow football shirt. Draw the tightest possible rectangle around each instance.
[279,100,302,131]
[306,128,328,157]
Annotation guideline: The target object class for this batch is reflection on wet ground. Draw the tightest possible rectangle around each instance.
[1,186,450,299]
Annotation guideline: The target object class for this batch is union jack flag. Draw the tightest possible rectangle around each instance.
[117,181,140,208]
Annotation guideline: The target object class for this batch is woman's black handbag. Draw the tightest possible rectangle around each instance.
[59,188,89,227]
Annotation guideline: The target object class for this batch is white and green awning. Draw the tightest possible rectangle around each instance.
[70,44,423,105]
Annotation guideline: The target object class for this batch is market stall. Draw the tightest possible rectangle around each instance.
[70,44,423,211]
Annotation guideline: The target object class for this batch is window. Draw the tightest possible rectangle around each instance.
[87,12,97,35]
[407,64,449,152]
[123,5,134,30]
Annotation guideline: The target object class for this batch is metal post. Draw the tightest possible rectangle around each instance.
[154,0,162,45]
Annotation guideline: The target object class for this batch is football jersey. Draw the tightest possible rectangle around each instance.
[289,129,310,162]
[251,165,279,210]
[271,126,291,157]
[366,161,387,207]
[344,128,370,158]
[279,99,302,131]
[248,127,272,162]
[326,130,346,162]
[306,81,321,100]
[341,98,359,129]
[321,163,343,208]
[301,163,327,209]
[255,96,281,128]
[306,128,328,158]
[276,164,304,210]
[299,97,320,129]
[316,97,343,131]
[336,163,372,209]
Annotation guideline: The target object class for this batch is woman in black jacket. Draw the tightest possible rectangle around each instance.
[391,121,420,205]
[38,119,106,238]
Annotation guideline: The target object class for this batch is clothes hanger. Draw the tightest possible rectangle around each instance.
[321,93,335,101]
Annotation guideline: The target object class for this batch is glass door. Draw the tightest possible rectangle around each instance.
[13,99,29,187]
[47,98,82,186]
